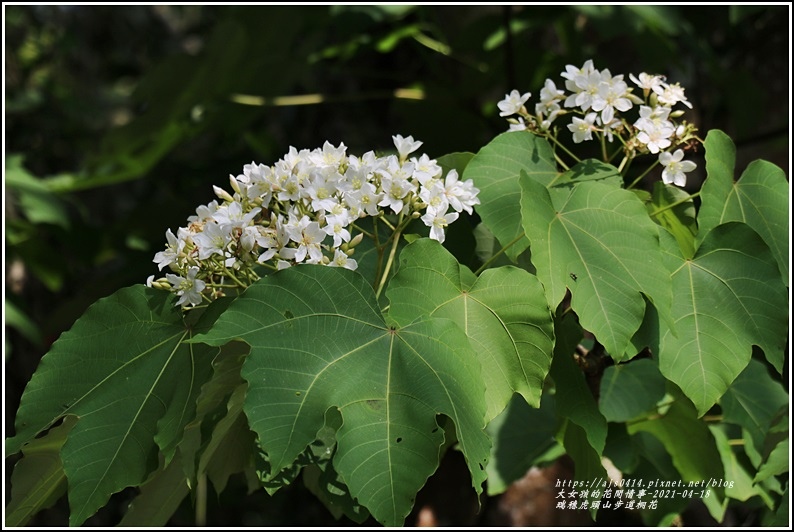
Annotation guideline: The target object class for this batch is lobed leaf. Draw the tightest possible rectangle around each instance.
[6,286,217,526]
[387,239,555,421]
[658,224,788,414]
[698,129,789,284]
[463,131,557,261]
[195,265,490,526]
[520,176,674,359]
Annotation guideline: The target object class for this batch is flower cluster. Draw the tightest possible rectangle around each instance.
[148,135,480,307]
[497,59,701,187]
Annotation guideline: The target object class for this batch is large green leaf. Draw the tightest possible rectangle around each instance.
[5,286,218,526]
[627,386,724,494]
[698,129,789,284]
[647,181,698,259]
[520,176,673,359]
[462,131,557,261]
[719,359,789,455]
[5,416,78,526]
[599,359,667,423]
[484,393,561,495]
[387,238,555,420]
[195,265,490,526]
[658,224,788,414]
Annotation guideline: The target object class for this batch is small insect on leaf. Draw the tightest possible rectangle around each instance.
[569,272,577,282]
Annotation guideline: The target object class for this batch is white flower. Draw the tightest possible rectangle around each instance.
[421,209,459,244]
[636,123,674,154]
[659,149,697,187]
[192,221,233,260]
[153,228,185,271]
[497,90,531,117]
[284,214,326,263]
[568,112,598,143]
[630,72,666,92]
[309,141,347,168]
[591,78,632,124]
[653,82,693,109]
[539,79,565,106]
[392,134,423,160]
[329,248,358,271]
[166,267,206,307]
[508,116,528,132]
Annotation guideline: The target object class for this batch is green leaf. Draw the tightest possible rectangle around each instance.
[648,181,697,259]
[463,131,557,261]
[196,265,490,526]
[627,386,724,488]
[485,393,561,495]
[520,177,673,359]
[179,340,248,489]
[550,314,607,455]
[709,425,774,507]
[6,286,217,526]
[599,359,667,422]
[117,452,191,527]
[754,437,789,483]
[549,158,623,188]
[719,359,788,455]
[5,416,78,526]
[698,130,789,284]
[658,224,789,414]
[5,154,72,229]
[387,239,555,420]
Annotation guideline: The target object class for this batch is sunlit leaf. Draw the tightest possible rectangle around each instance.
[521,176,674,359]
[195,265,490,526]
[463,131,557,261]
[658,224,788,413]
[648,181,697,259]
[5,286,218,526]
[387,239,555,420]
[698,130,789,285]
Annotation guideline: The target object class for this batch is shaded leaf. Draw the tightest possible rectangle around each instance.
[521,176,673,359]
[658,224,788,414]
[550,314,607,454]
[117,452,190,527]
[5,416,78,526]
[719,359,788,455]
[709,425,774,507]
[627,385,724,489]
[387,239,555,420]
[196,265,490,526]
[6,286,217,526]
[485,392,562,495]
[698,129,789,284]
[463,131,557,260]
[599,359,667,422]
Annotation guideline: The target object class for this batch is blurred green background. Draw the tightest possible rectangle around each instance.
[4,4,790,527]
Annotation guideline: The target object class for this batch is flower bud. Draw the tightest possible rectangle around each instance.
[345,248,356,257]
[213,185,235,203]
[348,232,364,248]
[229,174,242,195]
[411,211,422,219]
[670,110,686,118]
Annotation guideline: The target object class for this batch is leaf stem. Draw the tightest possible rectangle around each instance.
[649,191,700,217]
[196,473,207,527]
[374,226,402,299]
[473,232,525,275]
[626,158,660,189]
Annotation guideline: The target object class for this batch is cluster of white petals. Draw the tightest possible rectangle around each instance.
[496,59,700,187]
[149,135,479,307]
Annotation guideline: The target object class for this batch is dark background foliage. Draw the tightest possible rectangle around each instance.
[4,4,790,527]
